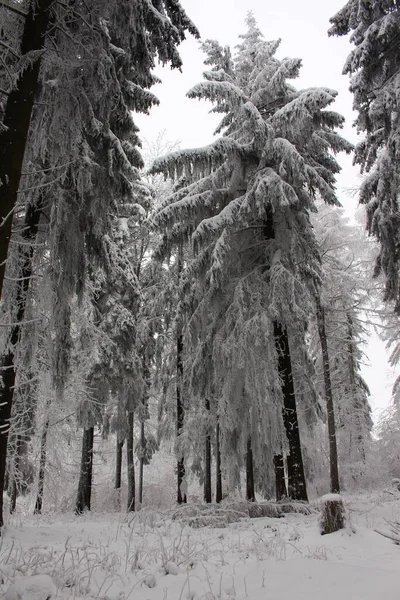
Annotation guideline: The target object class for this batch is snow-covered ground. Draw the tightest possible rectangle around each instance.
[1,490,399,600]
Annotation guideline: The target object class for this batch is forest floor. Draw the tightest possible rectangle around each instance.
[0,489,399,600]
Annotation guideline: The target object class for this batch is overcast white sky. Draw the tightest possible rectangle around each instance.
[136,0,397,422]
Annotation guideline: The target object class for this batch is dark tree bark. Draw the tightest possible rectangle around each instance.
[126,411,135,511]
[274,322,308,502]
[138,353,150,506]
[176,245,187,504]
[0,198,43,528]
[204,398,212,503]
[0,0,53,300]
[215,420,222,503]
[176,332,186,504]
[246,437,255,502]
[274,454,287,501]
[320,496,345,535]
[34,412,50,515]
[316,294,340,494]
[75,427,94,514]
[115,439,124,490]
[138,420,145,505]
[262,212,307,502]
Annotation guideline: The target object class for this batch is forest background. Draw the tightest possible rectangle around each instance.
[1,0,400,530]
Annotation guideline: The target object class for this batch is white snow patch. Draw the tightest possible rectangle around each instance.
[320,493,343,502]
[4,575,56,600]
[164,561,179,575]
[1,491,400,600]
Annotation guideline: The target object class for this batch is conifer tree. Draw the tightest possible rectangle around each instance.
[75,215,143,514]
[0,0,198,526]
[329,1,400,310]
[0,191,48,524]
[150,15,352,500]
[0,0,198,303]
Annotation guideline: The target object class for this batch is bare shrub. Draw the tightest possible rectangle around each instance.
[279,502,313,515]
[375,520,400,545]
[247,503,283,518]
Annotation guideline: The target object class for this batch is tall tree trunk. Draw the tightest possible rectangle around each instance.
[115,439,124,490]
[262,213,307,502]
[204,398,212,503]
[0,199,43,528]
[215,420,222,503]
[126,411,135,512]
[138,353,150,506]
[0,0,53,300]
[316,295,340,494]
[75,427,94,514]
[246,437,255,502]
[138,420,145,505]
[274,322,308,502]
[34,411,51,515]
[274,454,287,501]
[176,332,187,504]
[176,244,187,504]
[346,312,366,461]
[9,435,22,514]
[9,476,17,515]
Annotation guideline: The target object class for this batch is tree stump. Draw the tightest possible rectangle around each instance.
[319,494,345,535]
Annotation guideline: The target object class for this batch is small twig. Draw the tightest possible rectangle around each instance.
[17,170,66,193]
[0,39,20,58]
[0,2,27,17]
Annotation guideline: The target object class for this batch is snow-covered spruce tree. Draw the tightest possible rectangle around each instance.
[150,14,352,501]
[329,1,400,310]
[148,243,191,504]
[0,180,54,520]
[7,375,36,513]
[110,201,162,511]
[0,0,198,303]
[0,0,198,525]
[75,214,143,514]
[310,206,373,489]
[184,315,222,502]
[39,1,197,395]
[4,244,54,516]
[0,196,46,522]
